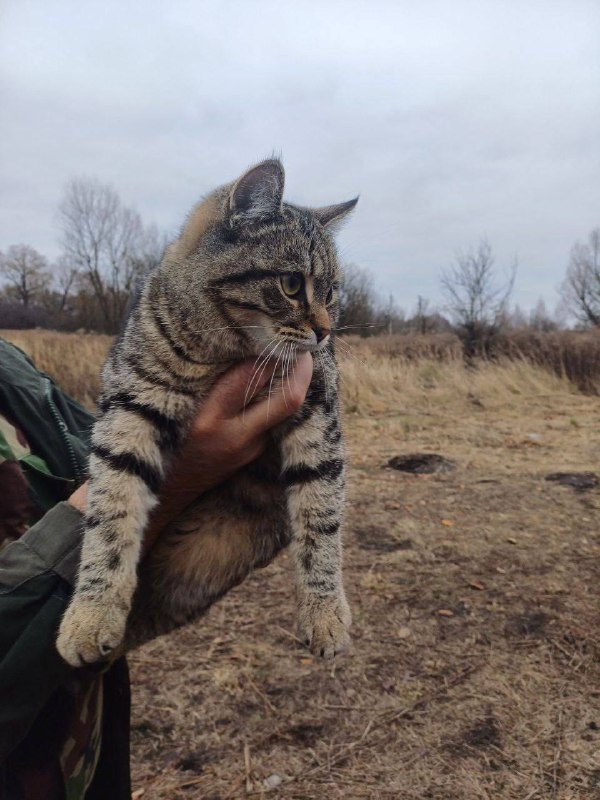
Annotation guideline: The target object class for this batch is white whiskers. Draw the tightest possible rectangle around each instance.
[284,342,297,403]
[266,344,285,422]
[196,324,268,333]
[317,349,331,408]
[279,343,290,408]
[333,323,383,332]
[333,336,368,370]
[243,336,280,413]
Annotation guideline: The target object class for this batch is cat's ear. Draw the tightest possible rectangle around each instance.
[313,197,359,231]
[227,159,285,225]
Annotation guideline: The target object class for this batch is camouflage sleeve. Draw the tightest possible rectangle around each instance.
[0,414,76,550]
[0,500,84,593]
[0,419,42,546]
[0,344,129,799]
[0,500,107,798]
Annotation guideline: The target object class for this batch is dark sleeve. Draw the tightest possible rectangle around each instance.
[0,501,132,798]
[0,339,94,486]
[0,502,82,759]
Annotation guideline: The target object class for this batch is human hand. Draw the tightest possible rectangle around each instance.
[69,353,313,551]
[171,350,313,488]
[145,351,313,548]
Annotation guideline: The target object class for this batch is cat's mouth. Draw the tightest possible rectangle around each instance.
[279,330,329,353]
[291,334,318,352]
[249,326,329,358]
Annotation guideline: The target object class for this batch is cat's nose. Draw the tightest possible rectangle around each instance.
[313,325,331,343]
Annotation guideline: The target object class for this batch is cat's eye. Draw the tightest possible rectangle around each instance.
[281,273,303,298]
[326,286,334,305]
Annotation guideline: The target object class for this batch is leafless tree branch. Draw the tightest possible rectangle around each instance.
[441,238,517,357]
[0,244,51,307]
[57,178,165,332]
[560,228,600,326]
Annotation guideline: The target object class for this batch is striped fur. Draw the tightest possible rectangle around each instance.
[56,159,357,666]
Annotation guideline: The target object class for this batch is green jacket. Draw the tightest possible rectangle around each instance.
[0,339,131,800]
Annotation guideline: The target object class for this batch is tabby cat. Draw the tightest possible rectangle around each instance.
[56,159,357,667]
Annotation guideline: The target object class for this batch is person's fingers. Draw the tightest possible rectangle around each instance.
[242,351,313,432]
[67,481,88,515]
[202,357,277,419]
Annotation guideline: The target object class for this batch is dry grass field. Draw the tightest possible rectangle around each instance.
[3,329,600,799]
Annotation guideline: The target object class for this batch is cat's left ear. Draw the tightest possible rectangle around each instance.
[228,159,285,225]
[313,197,359,231]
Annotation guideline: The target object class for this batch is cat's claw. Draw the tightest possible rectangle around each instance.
[298,592,352,659]
[56,600,127,667]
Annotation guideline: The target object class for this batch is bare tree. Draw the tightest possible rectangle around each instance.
[57,178,164,332]
[441,238,516,357]
[378,293,406,335]
[0,244,51,307]
[529,297,558,332]
[405,296,451,335]
[506,303,529,330]
[52,255,80,313]
[407,295,430,334]
[126,222,168,283]
[560,228,600,326]
[338,263,379,335]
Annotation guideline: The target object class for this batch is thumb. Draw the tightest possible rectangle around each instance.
[203,357,277,419]
[243,351,313,432]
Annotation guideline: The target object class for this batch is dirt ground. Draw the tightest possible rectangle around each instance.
[3,329,599,797]
[127,365,600,799]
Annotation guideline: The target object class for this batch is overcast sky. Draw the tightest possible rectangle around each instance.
[1,0,599,315]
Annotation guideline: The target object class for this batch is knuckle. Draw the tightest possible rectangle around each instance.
[192,411,217,439]
[287,387,306,412]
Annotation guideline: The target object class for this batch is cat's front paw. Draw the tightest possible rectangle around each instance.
[56,599,128,667]
[298,592,352,659]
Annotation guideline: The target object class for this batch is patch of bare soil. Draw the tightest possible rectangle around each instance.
[387,453,455,474]
[545,472,600,491]
[129,381,600,799]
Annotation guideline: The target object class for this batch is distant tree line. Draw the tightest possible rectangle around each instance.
[339,232,600,360]
[0,179,166,333]
[0,179,597,349]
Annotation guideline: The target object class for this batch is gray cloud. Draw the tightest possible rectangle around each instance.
[1,0,599,314]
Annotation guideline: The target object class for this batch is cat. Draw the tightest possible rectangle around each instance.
[56,158,357,667]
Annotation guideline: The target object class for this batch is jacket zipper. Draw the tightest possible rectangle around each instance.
[43,376,83,484]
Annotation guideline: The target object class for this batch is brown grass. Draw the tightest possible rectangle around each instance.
[5,328,600,402]
[341,332,463,361]
[3,330,600,798]
[497,328,600,395]
[344,329,600,396]
[2,329,112,409]
[2,328,579,414]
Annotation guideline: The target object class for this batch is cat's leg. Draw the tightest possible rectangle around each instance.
[280,402,351,659]
[56,404,180,667]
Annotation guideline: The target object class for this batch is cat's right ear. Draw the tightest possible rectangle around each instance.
[227,159,285,226]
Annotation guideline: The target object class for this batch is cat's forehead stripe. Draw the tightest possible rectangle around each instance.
[208,268,283,288]
[311,252,325,278]
[311,238,334,279]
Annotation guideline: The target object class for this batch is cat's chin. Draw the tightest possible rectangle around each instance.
[286,334,329,354]
[293,339,319,353]
[300,338,331,353]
